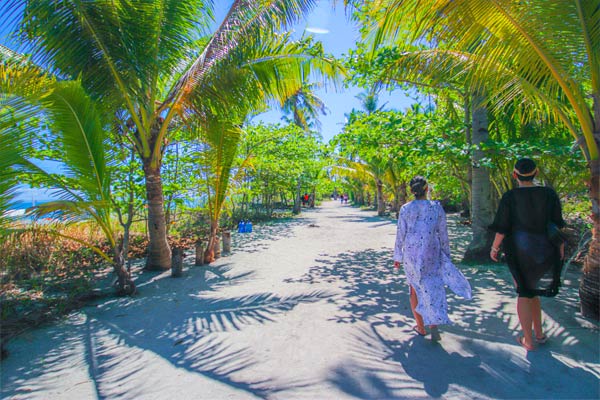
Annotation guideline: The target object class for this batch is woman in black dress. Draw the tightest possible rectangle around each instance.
[490,158,565,351]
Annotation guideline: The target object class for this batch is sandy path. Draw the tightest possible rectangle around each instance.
[1,201,598,399]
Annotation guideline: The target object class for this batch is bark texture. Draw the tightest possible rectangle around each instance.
[293,179,301,214]
[580,156,600,320]
[376,178,386,216]
[113,247,136,296]
[463,94,494,262]
[204,221,219,264]
[143,161,172,270]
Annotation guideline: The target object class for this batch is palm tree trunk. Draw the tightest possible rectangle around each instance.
[204,220,218,264]
[143,160,172,270]
[580,157,599,320]
[580,96,600,319]
[376,178,385,216]
[463,93,494,262]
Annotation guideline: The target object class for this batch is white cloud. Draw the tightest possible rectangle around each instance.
[305,27,330,34]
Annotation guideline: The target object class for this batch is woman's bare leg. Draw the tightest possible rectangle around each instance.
[409,286,425,334]
[531,297,544,339]
[517,297,535,348]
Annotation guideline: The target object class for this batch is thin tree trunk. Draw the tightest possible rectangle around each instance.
[204,220,218,264]
[464,92,473,215]
[143,160,172,270]
[376,178,385,216]
[293,178,301,214]
[113,245,135,295]
[393,181,407,217]
[463,92,494,262]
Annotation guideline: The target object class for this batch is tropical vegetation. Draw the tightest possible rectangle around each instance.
[0,0,596,335]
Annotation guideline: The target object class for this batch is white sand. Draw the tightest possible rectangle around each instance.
[1,201,599,399]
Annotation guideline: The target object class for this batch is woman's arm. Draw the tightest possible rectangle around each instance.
[490,233,505,262]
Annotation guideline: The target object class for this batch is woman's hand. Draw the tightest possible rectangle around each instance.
[560,242,565,260]
[490,246,500,262]
[490,233,505,262]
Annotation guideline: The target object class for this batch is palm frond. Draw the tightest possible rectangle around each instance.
[367,0,598,160]
[193,116,244,222]
[185,33,343,133]
[331,160,375,182]
[377,48,584,152]
[166,0,319,108]
[42,81,110,202]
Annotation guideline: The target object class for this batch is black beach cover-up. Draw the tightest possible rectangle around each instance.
[490,186,565,297]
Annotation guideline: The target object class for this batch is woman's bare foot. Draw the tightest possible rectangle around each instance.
[516,336,535,351]
[412,325,426,336]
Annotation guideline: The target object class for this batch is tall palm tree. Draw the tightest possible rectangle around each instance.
[2,0,337,271]
[359,0,600,318]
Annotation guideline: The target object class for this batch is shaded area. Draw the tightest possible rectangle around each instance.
[289,240,599,398]
[1,262,333,399]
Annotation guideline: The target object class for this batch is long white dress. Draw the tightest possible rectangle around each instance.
[394,200,471,325]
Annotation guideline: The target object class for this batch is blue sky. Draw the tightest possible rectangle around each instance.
[211,0,414,141]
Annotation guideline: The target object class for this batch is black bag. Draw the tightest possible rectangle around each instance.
[546,221,564,247]
[545,189,565,248]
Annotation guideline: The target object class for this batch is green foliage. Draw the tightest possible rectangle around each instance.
[333,107,469,205]
[234,123,329,217]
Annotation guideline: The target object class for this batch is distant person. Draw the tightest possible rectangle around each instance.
[394,176,472,341]
[343,194,349,204]
[340,194,344,204]
[490,158,565,351]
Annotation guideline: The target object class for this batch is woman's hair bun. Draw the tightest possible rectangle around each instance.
[410,175,427,198]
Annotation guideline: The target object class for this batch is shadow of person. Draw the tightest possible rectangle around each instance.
[390,337,482,397]
[525,348,600,399]
[328,364,395,400]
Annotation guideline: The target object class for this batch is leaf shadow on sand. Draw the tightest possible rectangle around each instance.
[287,246,599,399]
[1,263,334,399]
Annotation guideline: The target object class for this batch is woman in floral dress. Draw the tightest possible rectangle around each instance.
[394,176,471,341]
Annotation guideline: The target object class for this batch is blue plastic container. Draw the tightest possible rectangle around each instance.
[237,220,246,233]
[245,220,252,233]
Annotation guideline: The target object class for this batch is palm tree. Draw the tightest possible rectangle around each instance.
[359,0,600,318]
[0,58,135,293]
[282,83,329,132]
[356,87,387,115]
[2,0,339,271]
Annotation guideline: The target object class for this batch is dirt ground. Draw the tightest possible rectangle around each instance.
[1,201,598,399]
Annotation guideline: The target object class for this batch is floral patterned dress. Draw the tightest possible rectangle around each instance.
[394,200,471,325]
